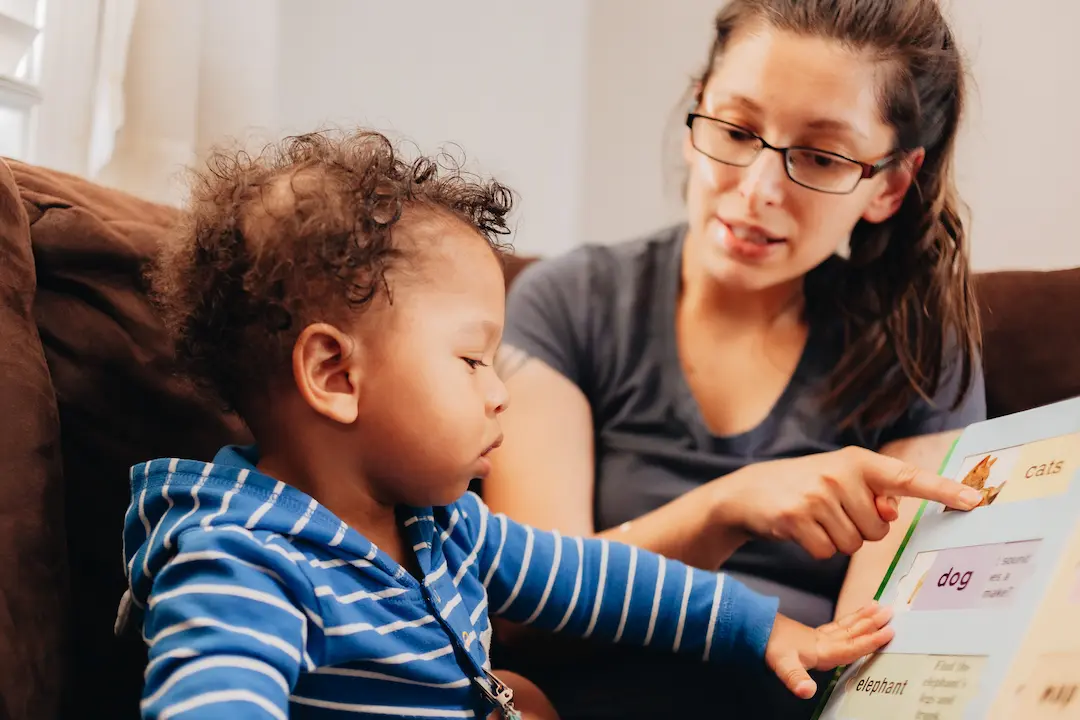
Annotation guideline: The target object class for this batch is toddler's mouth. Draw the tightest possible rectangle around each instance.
[480,436,504,457]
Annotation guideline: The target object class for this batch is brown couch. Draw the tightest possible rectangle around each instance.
[1,157,1078,719]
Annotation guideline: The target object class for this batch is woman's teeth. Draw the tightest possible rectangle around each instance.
[730,226,772,245]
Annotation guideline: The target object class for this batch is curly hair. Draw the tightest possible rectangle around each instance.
[150,129,514,416]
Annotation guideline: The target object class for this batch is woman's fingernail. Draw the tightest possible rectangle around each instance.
[960,488,982,506]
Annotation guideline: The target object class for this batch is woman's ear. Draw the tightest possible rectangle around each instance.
[862,148,925,224]
[292,323,362,424]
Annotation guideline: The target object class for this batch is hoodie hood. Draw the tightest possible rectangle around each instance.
[120,445,372,615]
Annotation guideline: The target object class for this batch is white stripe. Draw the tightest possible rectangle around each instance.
[454,498,488,586]
[163,463,214,550]
[144,647,199,676]
[137,462,152,534]
[404,515,434,527]
[246,480,286,529]
[368,644,454,665]
[582,540,610,639]
[324,614,436,637]
[329,521,347,547]
[523,531,562,625]
[141,654,289,709]
[305,556,372,570]
[426,562,448,585]
[413,542,431,551]
[703,575,724,662]
[287,498,319,537]
[479,625,493,668]
[150,583,305,622]
[613,545,638,642]
[469,595,489,625]
[289,694,474,718]
[439,509,460,542]
[159,690,286,720]
[494,525,534,615]
[148,617,301,663]
[314,585,410,604]
[481,515,508,589]
[463,630,477,651]
[673,564,694,652]
[439,593,463,619]
[264,543,305,564]
[169,551,284,584]
[143,459,179,577]
[553,537,585,633]
[312,665,470,689]
[308,557,347,570]
[200,469,249,528]
[644,556,667,646]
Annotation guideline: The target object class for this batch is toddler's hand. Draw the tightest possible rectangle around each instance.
[764,602,894,699]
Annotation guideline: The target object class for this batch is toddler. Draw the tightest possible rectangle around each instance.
[116,130,893,719]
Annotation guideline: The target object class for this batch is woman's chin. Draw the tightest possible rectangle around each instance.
[700,246,788,292]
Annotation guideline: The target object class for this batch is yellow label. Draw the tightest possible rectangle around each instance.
[996,433,1080,504]
[839,653,987,719]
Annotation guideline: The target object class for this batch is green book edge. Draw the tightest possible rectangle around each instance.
[809,434,961,719]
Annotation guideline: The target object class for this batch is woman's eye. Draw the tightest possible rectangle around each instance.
[726,129,755,143]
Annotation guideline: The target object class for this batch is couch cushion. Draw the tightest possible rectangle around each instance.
[0,159,67,720]
[10,161,251,718]
[975,268,1080,419]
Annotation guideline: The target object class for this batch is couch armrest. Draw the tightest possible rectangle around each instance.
[0,158,68,720]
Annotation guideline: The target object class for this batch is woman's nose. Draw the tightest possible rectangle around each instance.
[737,148,786,210]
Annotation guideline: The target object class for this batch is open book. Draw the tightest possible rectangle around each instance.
[814,395,1080,719]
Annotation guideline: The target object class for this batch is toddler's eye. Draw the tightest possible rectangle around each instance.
[462,358,488,369]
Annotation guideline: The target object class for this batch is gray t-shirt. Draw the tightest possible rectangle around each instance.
[499,225,986,718]
[503,224,986,625]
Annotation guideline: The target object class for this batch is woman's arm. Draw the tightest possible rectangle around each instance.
[485,356,750,570]
[833,430,960,619]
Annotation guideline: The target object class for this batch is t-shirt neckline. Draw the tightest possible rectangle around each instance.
[655,226,820,454]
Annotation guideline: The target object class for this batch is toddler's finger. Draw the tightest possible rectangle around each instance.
[772,653,818,700]
[831,602,883,631]
[824,624,894,667]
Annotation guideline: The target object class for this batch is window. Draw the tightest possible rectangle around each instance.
[0,0,44,161]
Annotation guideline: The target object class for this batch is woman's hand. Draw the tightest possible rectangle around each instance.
[712,446,983,560]
[765,602,894,699]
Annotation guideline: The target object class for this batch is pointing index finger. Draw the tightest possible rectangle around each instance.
[861,451,982,510]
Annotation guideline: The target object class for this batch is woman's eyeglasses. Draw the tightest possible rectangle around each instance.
[685,112,899,195]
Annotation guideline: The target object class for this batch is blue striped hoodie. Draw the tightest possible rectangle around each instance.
[118,445,779,718]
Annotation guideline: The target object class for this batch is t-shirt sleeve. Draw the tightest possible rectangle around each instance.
[501,248,603,392]
[885,342,987,442]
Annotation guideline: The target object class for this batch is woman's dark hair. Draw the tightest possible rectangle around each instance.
[150,129,513,417]
[694,0,980,429]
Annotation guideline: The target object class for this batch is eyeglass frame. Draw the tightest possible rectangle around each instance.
[685,112,902,195]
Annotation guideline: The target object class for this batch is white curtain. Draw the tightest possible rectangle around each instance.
[85,0,139,178]
[36,0,280,206]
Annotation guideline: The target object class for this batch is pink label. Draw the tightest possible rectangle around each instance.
[910,539,1042,612]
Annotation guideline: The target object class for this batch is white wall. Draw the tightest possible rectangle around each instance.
[272,0,588,257]
[946,0,1080,271]
[35,0,1079,269]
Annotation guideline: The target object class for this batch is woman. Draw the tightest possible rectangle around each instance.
[487,0,986,716]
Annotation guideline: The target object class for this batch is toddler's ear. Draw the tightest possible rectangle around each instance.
[292,323,362,424]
